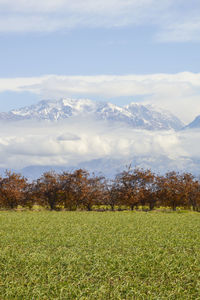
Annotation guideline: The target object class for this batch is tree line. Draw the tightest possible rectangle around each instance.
[0,168,200,211]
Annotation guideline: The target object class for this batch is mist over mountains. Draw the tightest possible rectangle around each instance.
[0,98,200,178]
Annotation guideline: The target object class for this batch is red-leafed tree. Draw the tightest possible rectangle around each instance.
[0,171,28,209]
[116,167,155,210]
[35,171,61,210]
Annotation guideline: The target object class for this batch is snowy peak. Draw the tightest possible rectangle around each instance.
[184,115,200,129]
[0,98,184,130]
[10,98,96,121]
[125,103,183,130]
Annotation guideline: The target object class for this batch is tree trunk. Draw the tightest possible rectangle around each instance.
[149,202,154,211]
[49,200,55,210]
[172,203,176,211]
[9,201,15,209]
[87,204,92,211]
[111,204,114,211]
[192,203,196,211]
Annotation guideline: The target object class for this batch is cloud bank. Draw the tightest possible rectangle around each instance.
[0,0,199,42]
[1,72,200,122]
[0,119,199,176]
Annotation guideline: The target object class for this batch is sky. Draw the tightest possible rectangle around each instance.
[1,0,200,174]
[0,0,200,123]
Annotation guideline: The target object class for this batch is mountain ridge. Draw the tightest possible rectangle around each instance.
[184,115,200,129]
[1,155,199,180]
[0,98,184,131]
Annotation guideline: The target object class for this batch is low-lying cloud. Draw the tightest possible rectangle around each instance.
[0,119,199,175]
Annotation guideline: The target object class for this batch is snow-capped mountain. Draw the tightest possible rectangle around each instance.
[0,98,184,130]
[184,115,200,129]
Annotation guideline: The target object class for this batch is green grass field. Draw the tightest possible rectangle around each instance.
[0,211,199,299]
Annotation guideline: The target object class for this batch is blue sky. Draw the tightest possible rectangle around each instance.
[1,28,200,77]
[0,0,200,121]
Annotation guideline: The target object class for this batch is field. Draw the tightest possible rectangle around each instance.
[0,211,200,299]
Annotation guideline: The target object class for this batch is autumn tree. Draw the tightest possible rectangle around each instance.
[35,171,61,210]
[84,174,105,211]
[0,171,28,209]
[70,169,104,211]
[70,169,90,209]
[59,172,77,210]
[116,167,155,210]
[157,172,184,210]
[103,179,120,211]
[181,173,200,211]
[22,182,37,209]
[115,168,140,210]
[142,173,159,210]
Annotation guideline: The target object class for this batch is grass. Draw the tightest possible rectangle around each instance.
[0,211,199,299]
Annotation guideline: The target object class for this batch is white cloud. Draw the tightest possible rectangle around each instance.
[0,0,199,42]
[0,0,151,13]
[0,0,167,32]
[157,19,200,42]
[0,119,199,176]
[1,73,200,122]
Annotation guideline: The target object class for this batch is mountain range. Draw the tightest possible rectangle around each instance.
[0,98,200,178]
[0,98,185,131]
[0,155,199,180]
